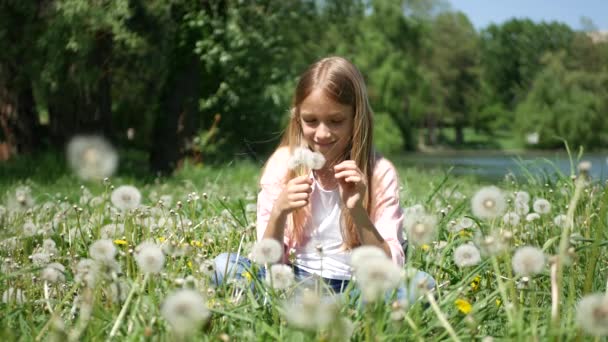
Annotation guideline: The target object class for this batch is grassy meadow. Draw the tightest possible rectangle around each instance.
[0,150,607,341]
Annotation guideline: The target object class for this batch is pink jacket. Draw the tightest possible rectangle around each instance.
[256,147,406,266]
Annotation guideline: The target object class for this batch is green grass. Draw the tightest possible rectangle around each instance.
[0,153,606,341]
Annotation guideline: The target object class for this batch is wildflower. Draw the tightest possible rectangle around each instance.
[477,231,508,256]
[512,246,545,277]
[575,293,608,336]
[111,185,141,211]
[578,161,592,174]
[161,289,210,336]
[533,198,551,214]
[515,201,530,215]
[459,217,474,229]
[100,223,125,239]
[454,244,481,268]
[21,221,38,237]
[135,242,165,274]
[2,288,26,305]
[502,212,520,226]
[287,147,325,170]
[404,204,426,216]
[89,239,117,263]
[351,245,388,268]
[526,213,540,222]
[455,298,473,314]
[553,214,570,229]
[404,213,437,246]
[283,290,338,331]
[42,239,58,255]
[471,186,506,219]
[7,186,35,211]
[31,252,51,266]
[470,275,481,292]
[113,239,128,246]
[266,264,294,290]
[354,257,402,302]
[251,238,283,265]
[41,263,66,283]
[66,135,118,181]
[74,258,99,288]
[514,191,530,204]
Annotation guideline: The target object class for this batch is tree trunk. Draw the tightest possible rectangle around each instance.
[0,81,41,155]
[387,94,416,151]
[454,123,464,145]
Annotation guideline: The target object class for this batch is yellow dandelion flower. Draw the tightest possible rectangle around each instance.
[113,239,128,246]
[158,237,166,243]
[459,230,472,238]
[242,271,253,283]
[187,261,193,270]
[496,299,502,307]
[470,275,481,292]
[421,244,430,251]
[455,298,472,314]
[190,240,202,248]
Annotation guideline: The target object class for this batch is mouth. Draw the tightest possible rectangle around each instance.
[314,141,335,148]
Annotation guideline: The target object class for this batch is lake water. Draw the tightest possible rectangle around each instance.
[395,151,608,182]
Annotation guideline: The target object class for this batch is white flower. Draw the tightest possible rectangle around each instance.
[533,198,551,214]
[471,186,506,219]
[453,244,481,268]
[266,264,294,290]
[111,185,141,211]
[404,213,437,246]
[351,245,388,269]
[66,135,118,181]
[162,289,210,336]
[287,147,325,170]
[575,293,608,336]
[354,257,402,302]
[526,213,540,222]
[502,212,520,226]
[578,161,592,173]
[22,221,38,237]
[198,260,216,278]
[42,239,58,255]
[477,231,508,256]
[99,223,125,239]
[2,288,26,305]
[251,238,283,264]
[31,252,50,266]
[458,217,474,229]
[515,201,530,215]
[74,258,99,288]
[134,242,165,273]
[283,291,338,331]
[7,186,35,211]
[89,239,117,263]
[553,214,570,229]
[41,263,66,283]
[512,246,545,276]
[514,191,530,204]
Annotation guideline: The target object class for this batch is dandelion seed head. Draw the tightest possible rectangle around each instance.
[110,185,141,211]
[553,214,570,229]
[41,262,66,283]
[526,213,541,222]
[99,223,125,239]
[251,238,283,264]
[576,293,608,336]
[514,191,530,204]
[31,252,51,266]
[89,239,117,263]
[512,246,545,276]
[502,212,520,226]
[404,214,437,246]
[7,186,34,211]
[283,291,337,331]
[515,201,530,215]
[135,242,165,274]
[66,135,118,181]
[471,186,506,219]
[22,221,37,237]
[354,257,402,302]
[351,245,388,269]
[533,198,551,214]
[266,264,294,290]
[161,289,210,336]
[454,244,481,268]
[2,288,26,305]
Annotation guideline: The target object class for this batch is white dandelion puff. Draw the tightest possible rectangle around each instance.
[7,186,35,211]
[404,204,426,217]
[283,291,338,331]
[251,238,283,265]
[107,280,130,303]
[533,198,551,214]
[22,221,38,237]
[471,186,506,219]
[135,242,165,274]
[99,223,125,239]
[404,213,437,246]
[351,245,389,269]
[354,257,402,302]
[512,246,545,276]
[553,214,570,229]
[578,161,592,173]
[89,239,117,263]
[287,147,325,170]
[458,217,475,229]
[42,239,58,255]
[502,212,520,226]
[41,262,66,283]
[514,191,530,204]
[477,231,508,256]
[74,258,99,288]
[2,288,26,305]
[31,252,51,266]
[111,185,141,211]
[515,201,530,215]
[575,293,608,336]
[266,264,295,290]
[453,244,481,268]
[161,289,210,336]
[526,213,541,222]
[66,135,118,181]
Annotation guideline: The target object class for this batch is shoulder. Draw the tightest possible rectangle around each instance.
[260,146,290,186]
[372,152,399,182]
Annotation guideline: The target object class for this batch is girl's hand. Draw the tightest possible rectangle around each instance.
[274,175,313,215]
[334,160,367,209]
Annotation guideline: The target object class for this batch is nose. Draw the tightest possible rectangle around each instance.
[315,123,332,140]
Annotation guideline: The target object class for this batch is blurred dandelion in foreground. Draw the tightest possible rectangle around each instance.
[471,186,506,219]
[111,185,141,211]
[66,135,118,181]
[161,289,210,337]
[351,245,388,266]
[502,212,520,226]
[6,185,35,211]
[352,248,402,302]
[266,264,294,290]
[287,147,325,170]
[135,242,165,274]
[89,239,117,264]
[251,238,283,264]
[404,213,437,246]
[575,293,608,336]
[512,246,545,277]
[2,288,26,305]
[553,214,570,229]
[453,244,481,268]
[41,263,66,284]
[283,290,338,331]
[532,198,551,214]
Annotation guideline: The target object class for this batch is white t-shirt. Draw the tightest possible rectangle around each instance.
[294,174,351,280]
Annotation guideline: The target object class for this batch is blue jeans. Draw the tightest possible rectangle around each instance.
[213,252,435,304]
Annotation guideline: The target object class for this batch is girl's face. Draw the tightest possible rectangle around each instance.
[299,88,354,166]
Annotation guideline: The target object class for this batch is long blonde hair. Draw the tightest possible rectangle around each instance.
[270,56,375,249]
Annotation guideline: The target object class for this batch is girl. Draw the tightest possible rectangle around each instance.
[214,56,433,296]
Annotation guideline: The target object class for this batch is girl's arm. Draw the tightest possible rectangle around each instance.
[348,205,392,258]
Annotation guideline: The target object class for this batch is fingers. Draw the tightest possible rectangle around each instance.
[333,160,357,172]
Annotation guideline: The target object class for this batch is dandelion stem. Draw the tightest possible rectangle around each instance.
[490,256,513,326]
[43,281,53,314]
[109,273,149,339]
[426,292,461,342]
[550,261,559,320]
